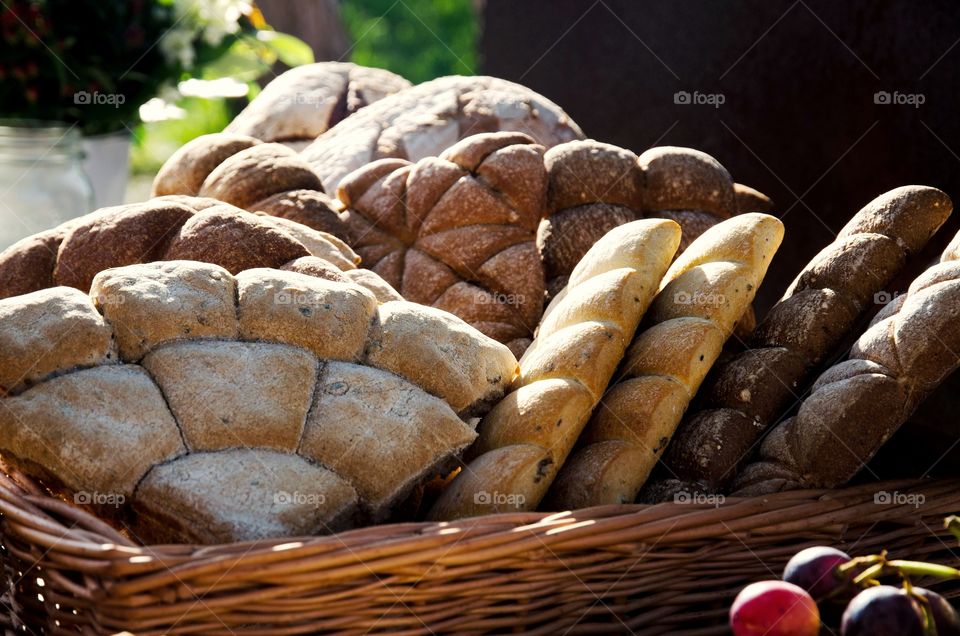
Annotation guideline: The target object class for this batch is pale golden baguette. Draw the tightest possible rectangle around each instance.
[428,219,682,519]
[546,213,784,509]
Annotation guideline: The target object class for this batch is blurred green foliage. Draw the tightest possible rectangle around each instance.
[340,0,477,84]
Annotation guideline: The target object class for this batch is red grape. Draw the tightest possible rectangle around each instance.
[730,580,820,636]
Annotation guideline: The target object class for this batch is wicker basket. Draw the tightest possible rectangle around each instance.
[1,466,958,636]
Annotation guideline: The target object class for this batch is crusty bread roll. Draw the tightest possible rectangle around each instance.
[0,198,403,303]
[0,261,517,543]
[732,229,960,495]
[225,62,411,144]
[546,213,783,509]
[153,135,352,241]
[336,132,549,356]
[428,219,682,519]
[301,75,584,193]
[648,186,951,499]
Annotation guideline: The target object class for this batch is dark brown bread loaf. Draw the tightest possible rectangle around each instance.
[225,62,411,145]
[645,186,952,499]
[732,225,960,495]
[336,132,548,356]
[0,198,377,301]
[302,75,584,194]
[538,142,760,296]
[153,135,352,241]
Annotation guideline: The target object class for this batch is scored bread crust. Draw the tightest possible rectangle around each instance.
[428,219,682,520]
[732,231,960,495]
[0,197,399,302]
[224,62,411,144]
[546,213,784,509]
[301,75,584,194]
[0,261,518,543]
[652,186,952,498]
[336,132,549,356]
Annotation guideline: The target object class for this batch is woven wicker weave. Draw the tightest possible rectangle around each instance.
[0,465,957,635]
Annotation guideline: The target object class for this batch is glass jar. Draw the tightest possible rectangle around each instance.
[0,120,94,250]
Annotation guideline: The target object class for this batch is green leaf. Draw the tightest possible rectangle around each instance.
[199,38,273,81]
[256,31,314,68]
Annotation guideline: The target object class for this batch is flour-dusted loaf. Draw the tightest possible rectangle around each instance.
[651,186,951,498]
[429,219,681,519]
[153,135,352,241]
[302,75,584,193]
[225,62,411,145]
[0,262,518,543]
[546,213,783,509]
[732,228,960,495]
[336,132,549,356]
[0,198,403,303]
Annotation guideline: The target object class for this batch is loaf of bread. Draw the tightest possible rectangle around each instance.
[732,230,960,495]
[301,75,584,193]
[225,62,411,147]
[153,135,352,241]
[546,213,783,509]
[0,197,399,302]
[648,186,952,499]
[336,132,549,356]
[0,261,518,543]
[537,140,764,298]
[428,219,682,519]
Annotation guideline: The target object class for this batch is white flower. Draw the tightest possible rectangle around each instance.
[158,0,251,69]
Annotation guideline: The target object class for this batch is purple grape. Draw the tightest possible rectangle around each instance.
[913,587,960,636]
[783,546,855,602]
[841,585,924,636]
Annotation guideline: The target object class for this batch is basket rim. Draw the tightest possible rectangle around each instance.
[1,467,955,576]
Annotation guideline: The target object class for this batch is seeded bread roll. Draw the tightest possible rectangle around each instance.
[225,62,411,144]
[546,213,783,509]
[336,132,549,356]
[302,75,583,193]
[0,262,517,542]
[0,199,399,302]
[732,231,960,495]
[152,135,352,241]
[649,186,951,498]
[429,219,681,519]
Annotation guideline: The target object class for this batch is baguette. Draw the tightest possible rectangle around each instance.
[428,219,682,519]
[546,213,783,509]
[649,186,951,497]
[732,231,960,495]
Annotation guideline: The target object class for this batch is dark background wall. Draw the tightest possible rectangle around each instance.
[481,0,960,313]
